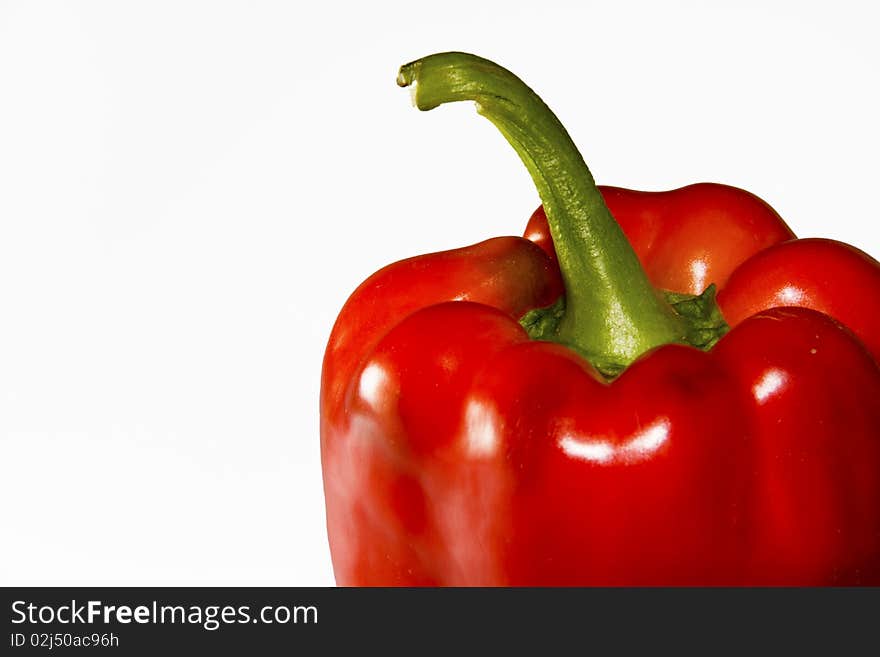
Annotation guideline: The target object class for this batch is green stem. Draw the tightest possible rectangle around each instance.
[398,52,688,374]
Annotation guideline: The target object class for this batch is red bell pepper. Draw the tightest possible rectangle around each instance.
[320,52,880,585]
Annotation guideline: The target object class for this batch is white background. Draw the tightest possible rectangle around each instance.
[1,1,878,585]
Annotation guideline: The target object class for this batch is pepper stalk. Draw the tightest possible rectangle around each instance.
[397,52,725,376]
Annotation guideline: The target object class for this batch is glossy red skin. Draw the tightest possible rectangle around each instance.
[718,238,880,363]
[526,183,796,294]
[321,183,880,585]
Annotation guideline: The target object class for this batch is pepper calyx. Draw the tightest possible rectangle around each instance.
[520,284,729,377]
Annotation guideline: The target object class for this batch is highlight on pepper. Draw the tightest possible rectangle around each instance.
[320,52,880,586]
